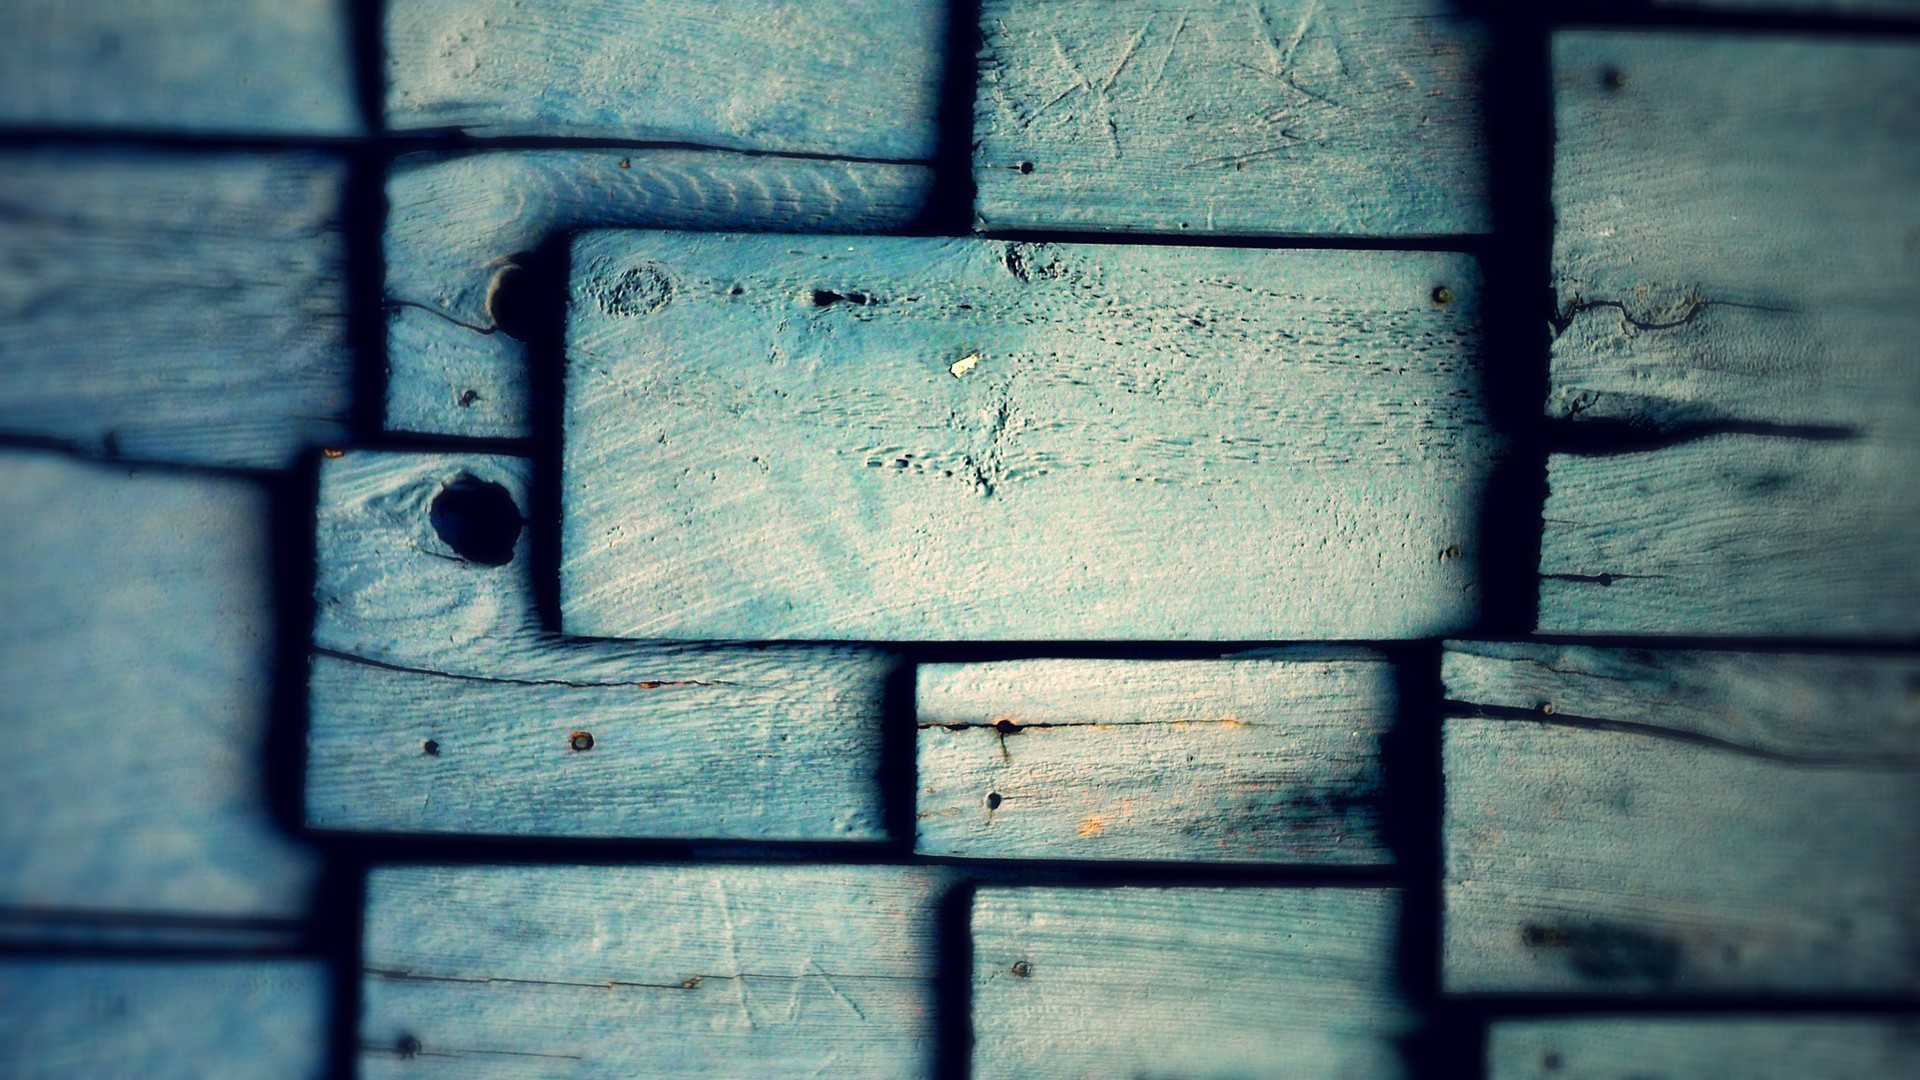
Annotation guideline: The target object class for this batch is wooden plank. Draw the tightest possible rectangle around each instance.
[0,452,320,934]
[0,149,352,469]
[385,0,944,157]
[1542,33,1920,635]
[973,0,1489,236]
[1653,0,1920,15]
[0,0,359,134]
[972,887,1413,1078]
[915,655,1394,863]
[563,231,1497,640]
[307,451,896,839]
[361,864,949,1078]
[1443,641,1920,994]
[0,960,328,1080]
[1489,1018,1920,1080]
[385,149,933,439]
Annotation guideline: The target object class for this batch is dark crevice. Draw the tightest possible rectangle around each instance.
[1450,701,1920,770]
[1549,417,1860,455]
[310,646,736,690]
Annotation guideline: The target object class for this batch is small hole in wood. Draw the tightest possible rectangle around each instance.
[1016,160,1035,174]
[994,719,1021,735]
[1600,66,1626,92]
[422,739,439,756]
[396,1034,422,1059]
[1010,960,1032,977]
[986,792,1003,810]
[570,731,595,752]
[1431,285,1453,306]
[1542,1051,1562,1071]
[429,475,523,566]
[457,389,479,408]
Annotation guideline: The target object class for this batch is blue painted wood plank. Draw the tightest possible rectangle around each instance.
[0,0,359,134]
[1490,1018,1920,1079]
[0,149,353,469]
[384,149,933,439]
[973,0,1489,236]
[563,231,1498,640]
[0,960,329,1080]
[972,887,1414,1078]
[1444,641,1920,994]
[1542,33,1920,635]
[0,452,320,939]
[361,864,951,1078]
[306,451,895,840]
[385,0,945,157]
[916,655,1395,863]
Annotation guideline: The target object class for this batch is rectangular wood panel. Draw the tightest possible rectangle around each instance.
[0,0,359,134]
[973,0,1488,236]
[563,231,1496,640]
[0,961,328,1079]
[971,887,1413,1078]
[1,452,319,937]
[385,0,944,157]
[1489,1018,1920,1080]
[386,149,932,439]
[1443,641,1920,994]
[916,656,1394,863]
[307,451,896,840]
[0,149,352,468]
[361,865,950,1078]
[1542,33,1920,635]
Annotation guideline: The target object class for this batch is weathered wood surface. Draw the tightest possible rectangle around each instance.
[0,0,359,134]
[974,0,1489,236]
[0,961,328,1080]
[1444,641,1920,994]
[1542,33,1920,635]
[385,150,933,439]
[0,453,320,934]
[1489,1018,1920,1080]
[307,451,896,839]
[972,887,1413,1078]
[1654,0,1920,13]
[563,231,1495,640]
[916,656,1394,863]
[385,0,944,157]
[361,864,950,1078]
[0,149,352,469]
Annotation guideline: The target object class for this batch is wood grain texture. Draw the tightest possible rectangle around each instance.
[0,452,320,932]
[385,0,944,156]
[972,887,1413,1078]
[1542,33,1920,635]
[973,0,1489,236]
[1444,643,1920,994]
[1489,1018,1920,1080]
[385,149,933,439]
[0,0,359,134]
[307,451,896,840]
[1653,0,1920,14]
[1443,640,1920,760]
[0,961,328,1080]
[0,149,352,469]
[361,864,950,1078]
[916,656,1394,863]
[563,231,1496,640]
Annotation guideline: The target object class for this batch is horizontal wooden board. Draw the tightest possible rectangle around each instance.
[915,656,1394,863]
[0,0,359,134]
[972,887,1413,1078]
[0,149,352,469]
[0,452,320,933]
[1542,33,1920,635]
[307,451,896,839]
[563,231,1496,640]
[385,0,944,157]
[1489,1018,1920,1080]
[974,0,1489,236]
[385,149,933,439]
[1654,0,1920,14]
[0,961,328,1080]
[1444,642,1920,994]
[362,864,950,1078]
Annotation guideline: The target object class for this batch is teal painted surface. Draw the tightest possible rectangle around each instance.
[975,0,1490,236]
[1489,1018,1920,1079]
[563,231,1496,640]
[972,887,1414,1078]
